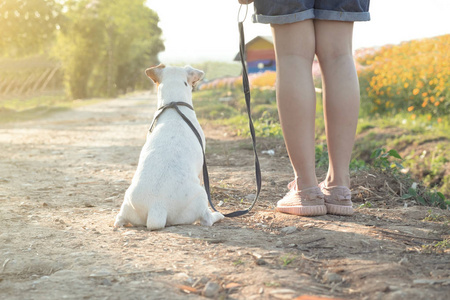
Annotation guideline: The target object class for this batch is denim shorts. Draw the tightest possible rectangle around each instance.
[252,0,370,24]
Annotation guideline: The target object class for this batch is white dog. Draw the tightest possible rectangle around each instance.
[114,64,224,230]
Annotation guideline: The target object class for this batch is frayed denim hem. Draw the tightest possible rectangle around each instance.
[252,9,370,24]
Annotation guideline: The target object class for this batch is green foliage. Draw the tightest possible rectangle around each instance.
[359,201,373,209]
[315,144,329,169]
[421,239,450,254]
[370,147,449,209]
[423,209,449,222]
[54,0,164,99]
[0,0,63,56]
[280,254,296,266]
[370,148,404,171]
[402,186,448,209]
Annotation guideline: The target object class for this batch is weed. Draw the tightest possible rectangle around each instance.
[264,282,281,287]
[421,239,450,254]
[233,259,244,266]
[402,185,448,209]
[349,158,367,171]
[359,202,373,209]
[315,144,329,169]
[423,209,449,222]
[371,148,404,171]
[280,254,296,266]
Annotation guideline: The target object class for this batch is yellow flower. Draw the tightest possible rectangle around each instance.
[413,88,420,95]
[407,106,414,112]
[411,114,416,120]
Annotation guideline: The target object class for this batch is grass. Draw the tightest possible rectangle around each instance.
[280,254,296,266]
[0,93,110,124]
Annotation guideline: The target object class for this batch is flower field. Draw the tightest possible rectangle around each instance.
[200,34,449,122]
[357,34,449,120]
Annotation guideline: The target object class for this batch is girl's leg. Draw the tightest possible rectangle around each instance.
[271,20,317,190]
[314,20,360,188]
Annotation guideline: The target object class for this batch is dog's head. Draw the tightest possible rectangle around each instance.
[145,64,204,91]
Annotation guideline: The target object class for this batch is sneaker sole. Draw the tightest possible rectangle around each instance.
[325,203,354,216]
[276,205,327,216]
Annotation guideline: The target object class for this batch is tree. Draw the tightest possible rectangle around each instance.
[0,0,63,57]
[54,0,164,99]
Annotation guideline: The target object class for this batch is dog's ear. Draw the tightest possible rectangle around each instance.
[184,66,204,86]
[145,64,166,84]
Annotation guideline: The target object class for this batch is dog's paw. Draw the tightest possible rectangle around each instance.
[200,211,224,226]
[114,215,126,229]
[211,212,225,224]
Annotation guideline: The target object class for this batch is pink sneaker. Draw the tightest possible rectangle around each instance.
[276,182,327,216]
[319,182,354,216]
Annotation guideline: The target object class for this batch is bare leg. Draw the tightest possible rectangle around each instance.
[271,20,317,190]
[314,20,360,188]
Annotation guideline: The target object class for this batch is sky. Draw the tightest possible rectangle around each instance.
[146,0,450,63]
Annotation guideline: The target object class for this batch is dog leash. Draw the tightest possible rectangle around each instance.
[147,3,261,217]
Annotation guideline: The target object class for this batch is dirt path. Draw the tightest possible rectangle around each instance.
[1,93,449,300]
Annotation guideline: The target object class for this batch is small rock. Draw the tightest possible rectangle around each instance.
[275,241,283,248]
[262,149,275,156]
[255,259,267,265]
[269,288,296,299]
[89,270,112,277]
[203,281,220,298]
[101,279,112,286]
[385,290,407,300]
[322,271,342,284]
[193,277,209,288]
[245,194,256,200]
[51,270,79,279]
[122,231,135,236]
[280,226,297,235]
[174,272,193,285]
[398,256,409,265]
